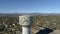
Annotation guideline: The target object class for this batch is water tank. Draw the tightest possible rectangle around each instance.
[19,16,33,26]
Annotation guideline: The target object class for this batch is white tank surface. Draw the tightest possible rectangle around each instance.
[19,16,33,26]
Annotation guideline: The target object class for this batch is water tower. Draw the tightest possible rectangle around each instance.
[19,15,33,34]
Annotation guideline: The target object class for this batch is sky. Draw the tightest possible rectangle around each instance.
[0,0,60,13]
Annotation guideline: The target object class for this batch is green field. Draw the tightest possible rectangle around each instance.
[0,16,60,34]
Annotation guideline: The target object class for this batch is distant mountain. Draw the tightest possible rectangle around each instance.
[0,13,60,17]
